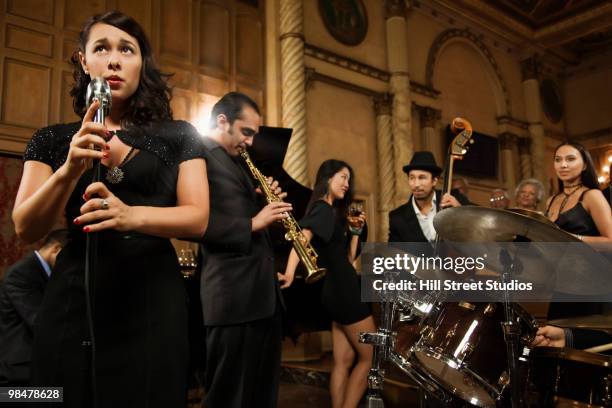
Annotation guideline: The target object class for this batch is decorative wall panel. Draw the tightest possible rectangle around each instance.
[1,59,50,128]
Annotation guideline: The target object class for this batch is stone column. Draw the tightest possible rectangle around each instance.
[499,132,518,191]
[385,0,414,207]
[265,0,281,126]
[374,94,394,242]
[521,56,545,184]
[419,106,442,165]
[518,137,533,179]
[280,0,308,186]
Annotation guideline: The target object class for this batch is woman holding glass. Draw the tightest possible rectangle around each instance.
[280,159,374,408]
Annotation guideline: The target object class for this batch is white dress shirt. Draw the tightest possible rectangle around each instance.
[412,193,437,243]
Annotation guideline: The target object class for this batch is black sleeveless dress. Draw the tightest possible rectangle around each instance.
[24,121,205,407]
[299,200,371,325]
[546,190,602,320]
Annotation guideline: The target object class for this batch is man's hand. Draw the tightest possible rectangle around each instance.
[255,177,287,200]
[440,193,461,209]
[532,325,566,348]
[252,202,292,232]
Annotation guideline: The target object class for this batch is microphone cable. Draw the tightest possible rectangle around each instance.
[84,160,99,408]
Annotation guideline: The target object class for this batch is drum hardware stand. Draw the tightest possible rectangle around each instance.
[360,272,400,408]
[499,249,523,408]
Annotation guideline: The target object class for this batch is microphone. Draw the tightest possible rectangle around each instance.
[84,77,111,408]
[86,77,112,125]
[85,78,111,184]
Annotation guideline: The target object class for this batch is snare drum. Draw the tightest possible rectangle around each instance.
[529,347,612,407]
[407,302,538,408]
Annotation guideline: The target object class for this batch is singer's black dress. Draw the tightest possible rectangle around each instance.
[24,121,204,408]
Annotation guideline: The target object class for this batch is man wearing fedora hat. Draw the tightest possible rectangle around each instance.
[388,151,467,250]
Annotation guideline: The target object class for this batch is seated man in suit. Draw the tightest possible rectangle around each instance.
[0,229,68,385]
[388,151,466,249]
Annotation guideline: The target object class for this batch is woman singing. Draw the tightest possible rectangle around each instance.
[280,159,375,408]
[12,11,209,407]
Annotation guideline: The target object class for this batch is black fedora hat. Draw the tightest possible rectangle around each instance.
[402,151,442,176]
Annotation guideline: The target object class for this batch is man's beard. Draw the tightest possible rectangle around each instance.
[414,188,434,203]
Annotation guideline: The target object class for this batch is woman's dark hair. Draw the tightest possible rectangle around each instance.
[554,140,599,190]
[307,159,354,222]
[70,10,172,126]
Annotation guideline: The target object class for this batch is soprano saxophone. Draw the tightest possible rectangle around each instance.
[240,150,326,284]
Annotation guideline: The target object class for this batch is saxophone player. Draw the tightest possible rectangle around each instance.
[198,92,290,408]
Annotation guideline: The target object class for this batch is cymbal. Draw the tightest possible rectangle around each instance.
[433,207,612,296]
[506,208,558,228]
[434,206,578,242]
[548,314,612,333]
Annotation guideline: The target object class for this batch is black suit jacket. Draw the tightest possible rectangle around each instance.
[388,189,471,245]
[199,138,278,326]
[0,252,48,384]
[388,191,443,245]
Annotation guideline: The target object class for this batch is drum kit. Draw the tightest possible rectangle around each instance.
[360,207,612,407]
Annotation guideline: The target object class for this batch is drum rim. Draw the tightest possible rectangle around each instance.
[411,345,501,407]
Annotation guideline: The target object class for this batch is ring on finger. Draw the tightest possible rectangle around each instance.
[101,199,109,210]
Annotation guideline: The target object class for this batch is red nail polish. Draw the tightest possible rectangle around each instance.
[73,218,80,225]
[83,226,90,233]
[83,194,88,200]
[103,152,109,158]
[105,144,110,150]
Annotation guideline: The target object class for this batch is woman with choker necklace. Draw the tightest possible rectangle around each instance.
[546,142,611,244]
[544,141,612,321]
[534,142,612,350]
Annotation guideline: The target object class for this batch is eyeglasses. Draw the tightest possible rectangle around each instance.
[489,196,507,202]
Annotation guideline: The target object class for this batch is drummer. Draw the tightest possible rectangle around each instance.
[535,141,612,348]
[388,151,467,251]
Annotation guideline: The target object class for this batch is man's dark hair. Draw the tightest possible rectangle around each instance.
[41,229,69,249]
[209,92,260,129]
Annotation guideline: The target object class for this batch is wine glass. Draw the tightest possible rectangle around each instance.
[349,202,364,217]
[348,202,365,229]
[178,249,197,279]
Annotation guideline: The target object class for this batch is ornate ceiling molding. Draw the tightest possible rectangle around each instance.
[426,28,511,116]
[426,0,612,65]
[305,43,389,81]
[497,115,529,130]
[304,44,440,98]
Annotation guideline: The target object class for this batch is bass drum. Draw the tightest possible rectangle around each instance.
[528,347,612,407]
[405,302,538,408]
